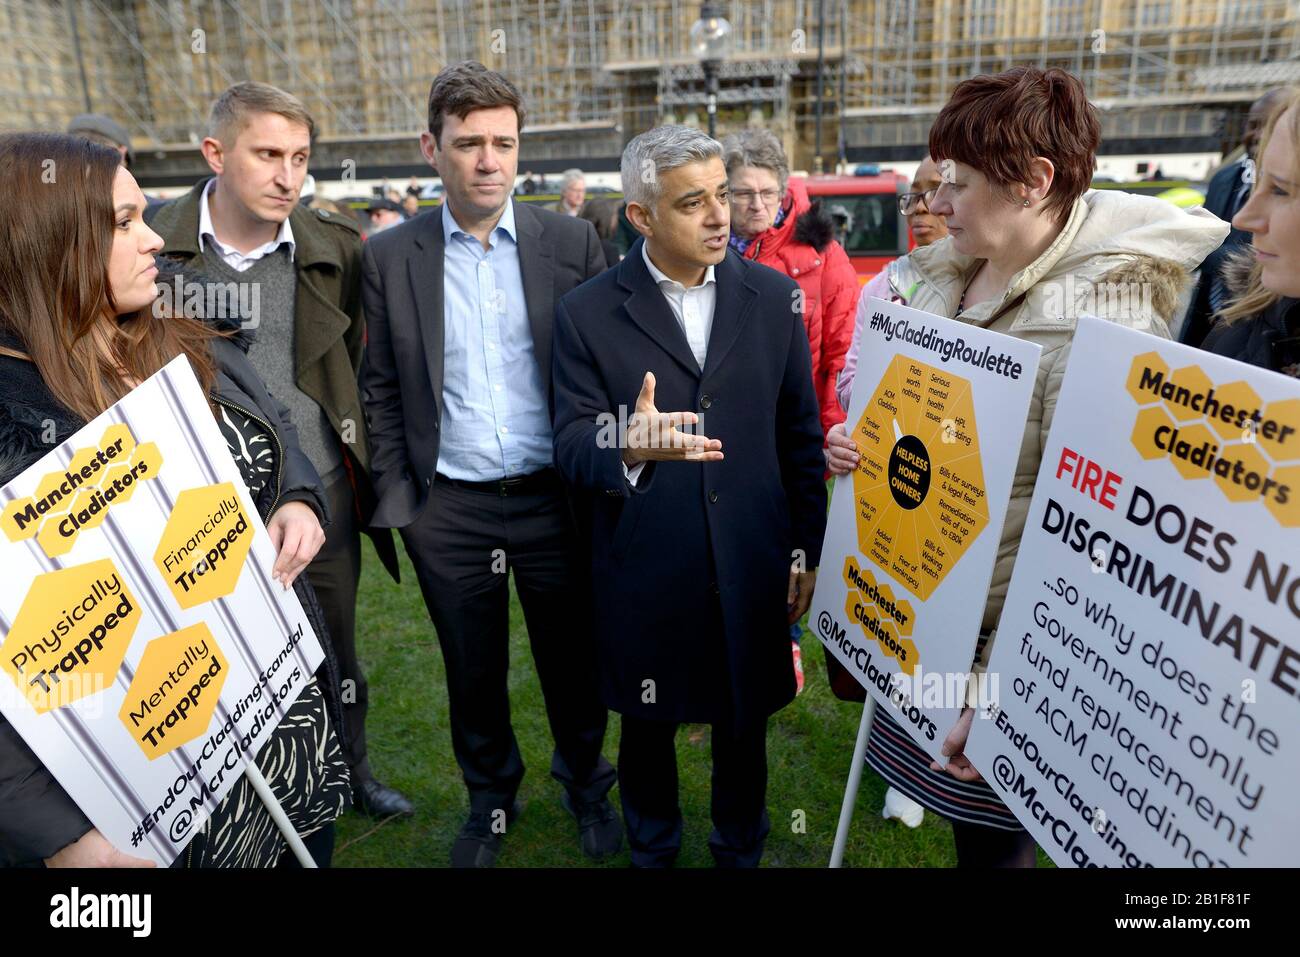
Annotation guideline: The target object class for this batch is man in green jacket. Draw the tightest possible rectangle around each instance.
[150,81,409,818]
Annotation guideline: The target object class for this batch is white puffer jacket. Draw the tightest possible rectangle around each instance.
[901,189,1229,685]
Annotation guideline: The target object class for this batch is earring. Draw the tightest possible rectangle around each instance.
[1023,199,1031,207]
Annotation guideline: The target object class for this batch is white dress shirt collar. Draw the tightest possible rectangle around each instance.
[198,178,296,268]
[640,240,716,291]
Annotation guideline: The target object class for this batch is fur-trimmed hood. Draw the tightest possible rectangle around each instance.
[792,195,836,253]
[908,188,1230,336]
[1218,245,1258,301]
[0,334,84,487]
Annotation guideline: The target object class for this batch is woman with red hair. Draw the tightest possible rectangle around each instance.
[827,67,1228,866]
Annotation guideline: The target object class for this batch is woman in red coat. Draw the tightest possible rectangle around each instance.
[723,129,860,440]
[724,129,860,691]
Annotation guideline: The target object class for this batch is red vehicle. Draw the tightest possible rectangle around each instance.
[803,169,910,285]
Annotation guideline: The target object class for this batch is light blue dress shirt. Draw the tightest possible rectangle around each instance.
[437,201,553,481]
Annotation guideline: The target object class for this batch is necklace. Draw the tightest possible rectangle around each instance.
[955,264,980,318]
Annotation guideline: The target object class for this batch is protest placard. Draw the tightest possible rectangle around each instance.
[0,356,323,865]
[811,297,1041,763]
[966,315,1300,867]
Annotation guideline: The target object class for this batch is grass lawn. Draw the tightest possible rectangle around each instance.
[334,538,1052,868]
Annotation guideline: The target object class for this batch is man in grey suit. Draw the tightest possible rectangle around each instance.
[359,62,618,867]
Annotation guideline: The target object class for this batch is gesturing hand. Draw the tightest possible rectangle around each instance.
[622,371,724,467]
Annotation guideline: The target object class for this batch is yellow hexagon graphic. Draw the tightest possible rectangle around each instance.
[35,515,80,558]
[0,471,78,546]
[99,460,143,506]
[841,559,921,672]
[1207,380,1265,441]
[65,444,106,485]
[851,355,987,600]
[66,486,110,533]
[893,598,916,638]
[1126,351,1170,407]
[1131,405,1176,460]
[119,622,227,759]
[843,585,919,675]
[130,441,164,482]
[1166,423,1219,480]
[1163,364,1214,422]
[97,423,138,460]
[1265,465,1300,527]
[35,468,78,504]
[0,560,140,713]
[154,482,253,609]
[1259,398,1300,462]
[1213,443,1274,502]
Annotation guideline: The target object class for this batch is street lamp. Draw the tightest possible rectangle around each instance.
[690,2,733,138]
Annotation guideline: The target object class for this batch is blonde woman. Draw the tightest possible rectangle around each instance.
[1202,87,1300,377]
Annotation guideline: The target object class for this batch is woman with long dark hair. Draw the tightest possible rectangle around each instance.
[0,133,351,868]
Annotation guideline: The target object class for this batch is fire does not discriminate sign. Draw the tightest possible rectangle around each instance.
[967,316,1300,867]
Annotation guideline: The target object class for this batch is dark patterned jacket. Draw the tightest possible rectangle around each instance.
[0,308,351,867]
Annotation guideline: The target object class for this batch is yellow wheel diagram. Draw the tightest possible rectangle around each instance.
[849,354,990,600]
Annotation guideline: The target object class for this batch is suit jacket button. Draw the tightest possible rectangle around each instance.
[700,394,712,409]
[708,490,718,504]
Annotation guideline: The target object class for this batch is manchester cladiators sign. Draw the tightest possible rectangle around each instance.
[0,356,323,866]
[967,316,1300,868]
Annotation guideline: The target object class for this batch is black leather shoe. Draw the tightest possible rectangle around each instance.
[561,792,624,860]
[352,778,415,818]
[450,799,524,868]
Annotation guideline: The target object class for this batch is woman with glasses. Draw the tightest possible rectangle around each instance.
[823,67,1227,866]
[834,156,950,416]
[723,128,860,693]
[723,129,860,444]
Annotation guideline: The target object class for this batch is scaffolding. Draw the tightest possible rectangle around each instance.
[1,0,1297,170]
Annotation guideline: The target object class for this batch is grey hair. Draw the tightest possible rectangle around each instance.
[560,167,585,189]
[721,128,789,193]
[620,125,724,208]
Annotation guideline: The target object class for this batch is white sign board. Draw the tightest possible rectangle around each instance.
[811,298,1041,762]
[967,316,1300,867]
[0,356,323,865]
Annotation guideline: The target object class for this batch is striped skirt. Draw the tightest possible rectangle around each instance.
[865,709,1024,831]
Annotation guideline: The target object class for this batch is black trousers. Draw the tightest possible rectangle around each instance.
[951,821,1038,868]
[306,474,370,781]
[619,712,771,868]
[276,823,336,868]
[401,474,614,815]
